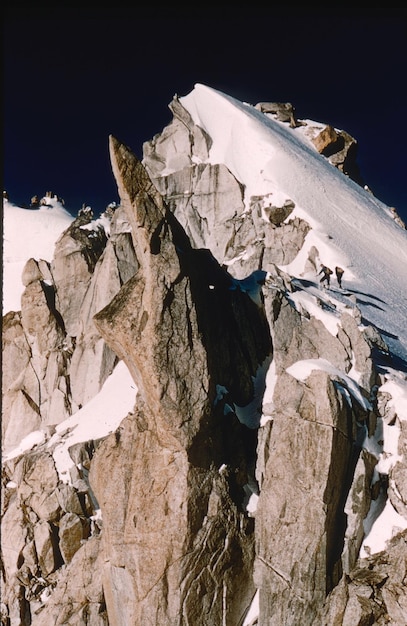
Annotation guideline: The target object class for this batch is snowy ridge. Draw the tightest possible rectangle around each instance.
[181,84,407,363]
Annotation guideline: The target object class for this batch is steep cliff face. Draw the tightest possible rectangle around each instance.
[90,137,269,625]
[2,91,407,626]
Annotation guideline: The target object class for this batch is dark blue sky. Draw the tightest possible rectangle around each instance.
[3,7,407,222]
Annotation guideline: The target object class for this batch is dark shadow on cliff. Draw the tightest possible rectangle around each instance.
[373,346,407,374]
[161,207,272,507]
[323,390,372,595]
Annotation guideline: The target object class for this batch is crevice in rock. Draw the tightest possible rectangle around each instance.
[150,218,166,255]
[324,399,372,595]
[160,205,273,510]
[21,389,41,416]
[40,280,66,333]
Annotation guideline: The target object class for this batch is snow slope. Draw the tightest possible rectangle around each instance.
[181,84,407,365]
[2,196,74,314]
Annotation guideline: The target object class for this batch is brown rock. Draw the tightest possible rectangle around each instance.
[59,512,90,563]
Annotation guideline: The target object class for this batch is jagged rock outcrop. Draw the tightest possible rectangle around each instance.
[254,291,376,624]
[143,96,311,280]
[2,93,407,626]
[254,102,301,128]
[253,101,365,187]
[1,445,101,625]
[311,124,365,186]
[316,529,407,625]
[2,205,138,453]
[89,136,271,624]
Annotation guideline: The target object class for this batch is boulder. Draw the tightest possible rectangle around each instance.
[255,101,301,128]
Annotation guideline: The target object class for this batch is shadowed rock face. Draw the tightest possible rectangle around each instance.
[91,137,272,624]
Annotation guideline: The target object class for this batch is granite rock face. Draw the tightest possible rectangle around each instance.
[91,137,269,624]
[2,96,407,625]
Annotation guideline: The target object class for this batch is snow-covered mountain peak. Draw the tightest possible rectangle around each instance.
[2,86,407,625]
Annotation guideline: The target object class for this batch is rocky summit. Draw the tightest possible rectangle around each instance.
[2,86,407,625]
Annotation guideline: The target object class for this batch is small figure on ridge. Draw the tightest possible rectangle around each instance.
[318,264,333,288]
[335,266,344,289]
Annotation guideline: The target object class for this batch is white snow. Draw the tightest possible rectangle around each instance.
[3,430,47,459]
[242,589,259,626]
[3,84,407,621]
[181,84,407,364]
[360,498,407,558]
[3,197,74,314]
[380,374,407,424]
[286,358,373,410]
[359,372,407,557]
[287,288,342,336]
[3,360,137,483]
[49,360,136,483]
